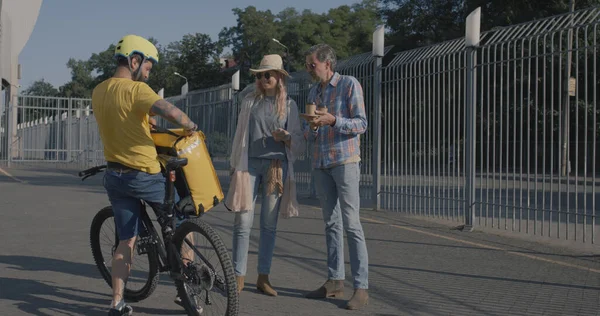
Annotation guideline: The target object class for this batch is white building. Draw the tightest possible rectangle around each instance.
[0,0,43,161]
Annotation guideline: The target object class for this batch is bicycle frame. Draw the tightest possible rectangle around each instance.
[80,155,217,281]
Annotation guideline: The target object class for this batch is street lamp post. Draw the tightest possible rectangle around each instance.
[372,25,384,211]
[272,38,290,73]
[173,72,189,117]
[173,72,188,96]
[464,7,482,232]
[229,70,241,152]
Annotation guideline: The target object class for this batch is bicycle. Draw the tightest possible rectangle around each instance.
[80,153,239,316]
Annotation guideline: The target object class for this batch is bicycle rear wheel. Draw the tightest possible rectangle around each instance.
[172,218,238,316]
[90,206,160,302]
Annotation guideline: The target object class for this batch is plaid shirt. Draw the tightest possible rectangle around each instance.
[303,72,368,169]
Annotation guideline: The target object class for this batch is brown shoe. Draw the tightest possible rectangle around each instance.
[256,274,277,296]
[346,289,368,310]
[236,275,245,294]
[304,279,344,299]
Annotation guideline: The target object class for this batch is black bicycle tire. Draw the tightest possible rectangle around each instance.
[89,206,160,302]
[172,218,239,316]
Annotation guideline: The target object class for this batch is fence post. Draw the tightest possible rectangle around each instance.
[6,98,13,168]
[77,101,82,168]
[229,90,236,157]
[372,25,385,210]
[231,71,240,158]
[464,8,481,231]
[67,98,72,162]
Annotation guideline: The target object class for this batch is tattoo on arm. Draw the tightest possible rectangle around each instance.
[150,99,195,129]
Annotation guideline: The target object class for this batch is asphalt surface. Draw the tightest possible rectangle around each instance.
[0,166,599,316]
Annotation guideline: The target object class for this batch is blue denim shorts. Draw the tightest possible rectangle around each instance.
[103,169,182,240]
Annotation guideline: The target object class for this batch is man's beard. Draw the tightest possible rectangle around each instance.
[310,72,319,82]
[135,75,148,83]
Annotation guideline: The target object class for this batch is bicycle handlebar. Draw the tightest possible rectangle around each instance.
[78,165,107,181]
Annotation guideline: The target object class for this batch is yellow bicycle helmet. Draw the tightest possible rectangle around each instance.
[114,34,159,64]
[114,34,159,81]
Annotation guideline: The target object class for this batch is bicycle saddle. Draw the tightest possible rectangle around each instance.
[159,154,188,170]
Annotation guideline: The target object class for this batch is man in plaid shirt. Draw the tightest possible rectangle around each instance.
[302,43,369,311]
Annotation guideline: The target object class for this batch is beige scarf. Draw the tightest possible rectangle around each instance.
[266,159,284,196]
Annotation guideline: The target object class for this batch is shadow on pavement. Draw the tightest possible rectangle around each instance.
[0,277,183,316]
[0,255,101,280]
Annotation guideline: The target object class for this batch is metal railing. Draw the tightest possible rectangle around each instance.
[11,96,102,168]
[0,87,8,163]
[378,6,599,243]
[471,7,600,242]
[380,37,470,221]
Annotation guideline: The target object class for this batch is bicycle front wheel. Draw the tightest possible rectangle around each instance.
[172,218,238,316]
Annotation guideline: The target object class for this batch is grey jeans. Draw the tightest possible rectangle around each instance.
[312,162,369,289]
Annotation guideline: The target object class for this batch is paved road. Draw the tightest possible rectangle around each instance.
[0,166,599,315]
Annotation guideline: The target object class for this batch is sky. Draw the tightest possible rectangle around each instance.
[18,0,360,91]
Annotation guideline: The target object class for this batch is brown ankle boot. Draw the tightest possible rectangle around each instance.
[346,289,368,310]
[236,275,245,294]
[304,279,344,299]
[256,274,277,296]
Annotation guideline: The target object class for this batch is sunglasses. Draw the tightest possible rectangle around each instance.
[305,63,316,70]
[255,72,273,80]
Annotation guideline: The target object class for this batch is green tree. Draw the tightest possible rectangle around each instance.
[23,79,59,96]
[219,0,381,87]
[218,6,281,84]
[379,0,600,50]
[145,40,180,96]
[169,33,227,92]
[77,34,225,97]
[88,44,117,87]
[30,2,380,99]
[379,0,464,50]
[58,58,94,98]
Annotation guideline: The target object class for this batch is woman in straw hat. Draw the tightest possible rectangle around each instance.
[225,54,305,296]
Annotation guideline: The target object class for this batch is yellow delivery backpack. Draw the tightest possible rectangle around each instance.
[151,127,224,216]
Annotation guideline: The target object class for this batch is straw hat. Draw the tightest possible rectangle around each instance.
[249,54,290,77]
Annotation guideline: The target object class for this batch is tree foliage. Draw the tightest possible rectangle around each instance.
[379,0,600,50]
[25,0,600,97]
[23,78,58,96]
[218,0,380,85]
[25,0,381,96]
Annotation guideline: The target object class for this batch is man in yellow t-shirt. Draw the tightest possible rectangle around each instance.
[92,34,197,316]
[93,77,165,174]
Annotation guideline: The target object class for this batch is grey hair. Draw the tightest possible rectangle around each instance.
[304,44,337,71]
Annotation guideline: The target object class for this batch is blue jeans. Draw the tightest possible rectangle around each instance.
[103,168,182,241]
[232,158,288,276]
[312,162,369,289]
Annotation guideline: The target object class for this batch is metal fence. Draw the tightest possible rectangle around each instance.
[380,37,469,221]
[380,6,599,243]
[2,6,599,244]
[471,8,599,243]
[11,96,100,168]
[158,84,235,158]
[0,86,8,163]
